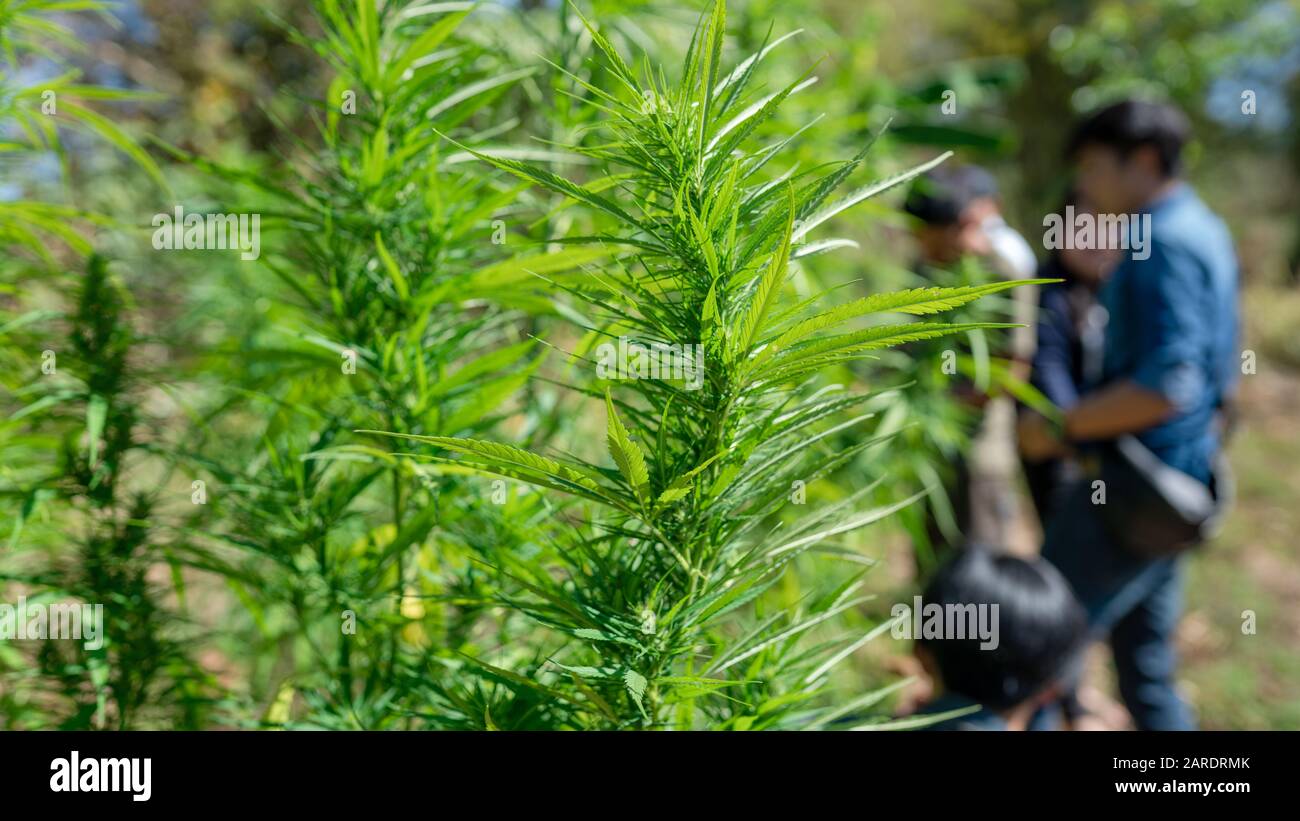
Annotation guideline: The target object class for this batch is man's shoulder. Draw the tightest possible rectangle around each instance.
[1149,187,1234,256]
[1127,191,1234,284]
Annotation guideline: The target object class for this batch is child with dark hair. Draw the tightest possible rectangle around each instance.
[911,546,1087,731]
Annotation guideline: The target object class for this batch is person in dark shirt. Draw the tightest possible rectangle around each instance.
[1021,192,1120,525]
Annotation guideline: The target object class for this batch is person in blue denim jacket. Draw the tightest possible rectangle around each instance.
[1019,100,1240,730]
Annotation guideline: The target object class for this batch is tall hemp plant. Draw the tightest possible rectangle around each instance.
[372,0,1045,729]
[172,0,601,728]
[1,2,217,728]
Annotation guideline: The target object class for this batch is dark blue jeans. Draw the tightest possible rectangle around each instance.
[1036,479,1195,731]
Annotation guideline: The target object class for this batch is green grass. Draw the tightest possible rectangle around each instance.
[1181,356,1300,729]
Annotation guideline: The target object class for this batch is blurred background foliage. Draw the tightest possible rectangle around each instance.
[2,0,1298,729]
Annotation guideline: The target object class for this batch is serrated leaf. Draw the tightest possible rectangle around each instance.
[623,669,648,717]
[605,390,651,504]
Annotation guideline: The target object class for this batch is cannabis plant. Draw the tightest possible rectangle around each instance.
[0,0,212,729]
[167,0,605,728]
[374,0,1043,729]
[1,255,217,728]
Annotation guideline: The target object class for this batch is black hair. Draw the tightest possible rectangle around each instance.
[902,164,998,226]
[1065,99,1190,177]
[917,545,1087,711]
